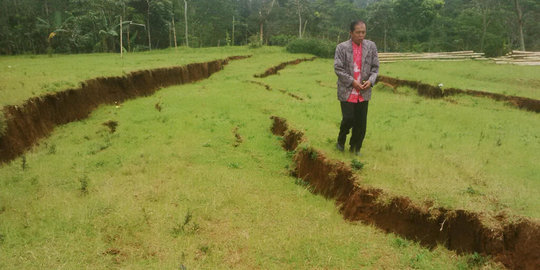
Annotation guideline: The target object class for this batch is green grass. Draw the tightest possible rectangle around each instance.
[381,60,540,100]
[0,46,254,107]
[263,58,540,219]
[0,47,524,269]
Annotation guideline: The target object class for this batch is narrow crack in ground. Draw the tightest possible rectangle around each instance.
[377,75,540,113]
[246,80,303,101]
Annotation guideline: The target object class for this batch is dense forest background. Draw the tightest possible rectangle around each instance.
[1,0,538,56]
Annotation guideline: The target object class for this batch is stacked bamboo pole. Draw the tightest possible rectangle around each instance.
[494,51,540,66]
[378,51,485,63]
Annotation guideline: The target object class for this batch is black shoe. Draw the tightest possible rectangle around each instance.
[336,143,345,152]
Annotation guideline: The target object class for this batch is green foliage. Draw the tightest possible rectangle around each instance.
[286,38,335,58]
[269,34,296,46]
[457,252,489,269]
[79,175,89,195]
[351,159,364,170]
[392,237,410,248]
[21,156,27,171]
[248,35,262,48]
[172,209,199,237]
[1,0,538,55]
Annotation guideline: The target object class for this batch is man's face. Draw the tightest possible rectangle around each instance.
[350,23,366,45]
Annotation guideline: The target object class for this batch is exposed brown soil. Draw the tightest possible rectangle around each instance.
[0,55,251,164]
[377,75,540,113]
[271,116,540,270]
[269,116,288,136]
[254,57,317,78]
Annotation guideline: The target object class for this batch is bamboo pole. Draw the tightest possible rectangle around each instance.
[120,16,123,58]
[172,17,177,50]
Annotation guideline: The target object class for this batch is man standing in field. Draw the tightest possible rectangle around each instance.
[334,20,379,156]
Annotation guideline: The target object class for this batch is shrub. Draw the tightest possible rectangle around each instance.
[483,33,509,57]
[286,38,336,58]
[269,34,296,46]
[248,35,262,48]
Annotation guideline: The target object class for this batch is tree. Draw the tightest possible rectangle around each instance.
[257,0,277,42]
[184,0,188,47]
[513,0,525,50]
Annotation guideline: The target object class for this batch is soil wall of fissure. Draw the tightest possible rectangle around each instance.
[0,55,251,164]
[254,57,316,78]
[270,116,540,270]
[377,75,540,113]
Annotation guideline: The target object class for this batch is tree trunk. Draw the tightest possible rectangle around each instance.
[184,0,189,47]
[127,25,130,52]
[298,3,302,38]
[172,17,177,49]
[513,0,525,51]
[232,16,235,45]
[384,28,387,52]
[480,10,487,51]
[120,16,123,57]
[259,22,263,43]
[146,0,152,50]
[302,19,308,38]
[44,0,49,16]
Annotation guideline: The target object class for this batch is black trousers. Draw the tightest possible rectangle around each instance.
[337,101,369,151]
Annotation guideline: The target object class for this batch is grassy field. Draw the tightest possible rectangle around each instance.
[0,46,251,107]
[264,58,540,220]
[1,46,536,268]
[381,60,540,100]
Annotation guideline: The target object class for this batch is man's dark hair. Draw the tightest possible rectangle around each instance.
[350,20,366,32]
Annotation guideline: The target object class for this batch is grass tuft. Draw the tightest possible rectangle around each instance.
[351,159,365,170]
[172,209,199,237]
[79,175,89,195]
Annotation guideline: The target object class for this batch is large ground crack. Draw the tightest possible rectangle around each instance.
[0,55,251,164]
[270,115,540,270]
[377,75,540,113]
[254,57,316,78]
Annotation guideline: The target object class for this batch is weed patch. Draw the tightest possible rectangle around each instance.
[79,175,89,195]
[350,159,364,170]
[172,210,199,237]
[103,120,118,133]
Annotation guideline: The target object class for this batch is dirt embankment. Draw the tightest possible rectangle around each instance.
[0,55,251,164]
[270,116,540,270]
[254,57,317,78]
[377,75,540,113]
